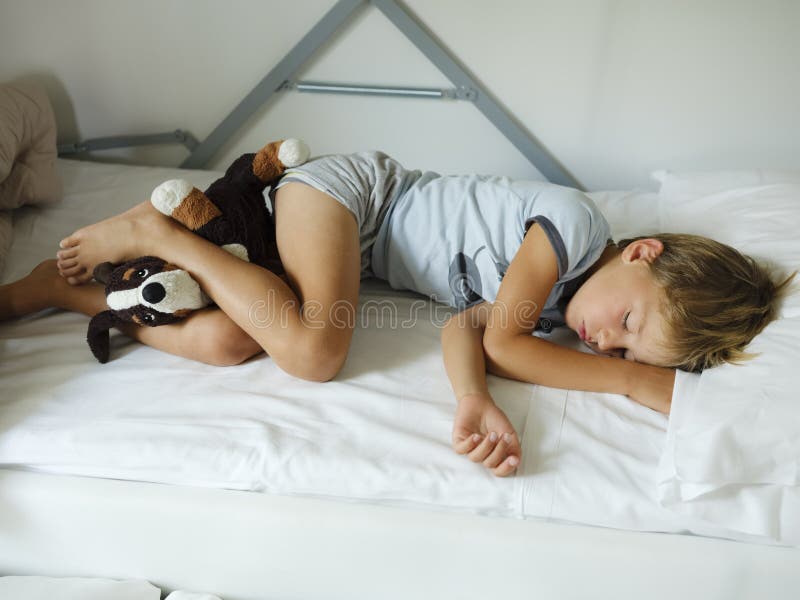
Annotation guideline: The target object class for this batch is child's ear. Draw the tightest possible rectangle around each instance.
[622,238,664,264]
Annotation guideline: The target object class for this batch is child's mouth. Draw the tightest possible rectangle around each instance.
[579,322,587,341]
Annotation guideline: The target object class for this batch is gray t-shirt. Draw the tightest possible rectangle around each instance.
[371,174,612,330]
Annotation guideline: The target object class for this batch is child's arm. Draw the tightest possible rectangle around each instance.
[482,224,675,414]
[441,302,521,477]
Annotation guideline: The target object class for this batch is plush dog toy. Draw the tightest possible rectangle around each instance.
[87,138,309,363]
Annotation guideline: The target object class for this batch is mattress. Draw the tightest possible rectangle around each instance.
[3,159,799,598]
[0,159,786,541]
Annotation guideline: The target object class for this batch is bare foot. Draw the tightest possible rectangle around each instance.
[56,200,168,285]
[0,259,67,320]
[452,392,521,477]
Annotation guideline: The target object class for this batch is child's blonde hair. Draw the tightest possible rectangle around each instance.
[615,233,796,373]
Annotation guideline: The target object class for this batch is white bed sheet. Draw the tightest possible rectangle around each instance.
[0,159,783,545]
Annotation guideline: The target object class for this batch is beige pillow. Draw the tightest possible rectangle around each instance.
[0,210,11,274]
[0,81,62,209]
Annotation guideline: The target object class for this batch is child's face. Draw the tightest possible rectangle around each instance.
[564,241,671,366]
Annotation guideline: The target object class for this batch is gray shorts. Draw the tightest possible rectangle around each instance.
[273,151,421,278]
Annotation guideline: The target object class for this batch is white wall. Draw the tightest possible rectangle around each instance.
[1,0,797,191]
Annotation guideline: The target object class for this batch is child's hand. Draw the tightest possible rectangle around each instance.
[626,363,676,414]
[452,392,521,477]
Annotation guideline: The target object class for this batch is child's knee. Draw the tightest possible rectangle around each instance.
[280,330,351,382]
[197,314,262,366]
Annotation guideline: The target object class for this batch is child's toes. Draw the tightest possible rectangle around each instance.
[59,264,86,278]
[57,247,79,260]
[57,258,78,270]
[57,257,79,272]
[66,270,93,285]
[59,235,80,250]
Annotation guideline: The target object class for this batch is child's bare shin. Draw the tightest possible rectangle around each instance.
[54,281,108,316]
[118,308,263,366]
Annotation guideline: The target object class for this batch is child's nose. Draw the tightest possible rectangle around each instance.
[597,330,625,358]
[597,329,613,350]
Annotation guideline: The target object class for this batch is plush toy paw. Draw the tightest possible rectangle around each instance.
[278,138,310,168]
[221,243,249,262]
[151,179,194,216]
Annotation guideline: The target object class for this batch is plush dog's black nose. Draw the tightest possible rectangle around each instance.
[142,282,166,304]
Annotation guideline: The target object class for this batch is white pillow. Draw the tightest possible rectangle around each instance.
[585,189,661,241]
[654,171,800,545]
[659,318,800,545]
[657,176,800,317]
[653,168,800,200]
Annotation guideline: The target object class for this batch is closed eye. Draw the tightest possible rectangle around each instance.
[622,311,631,332]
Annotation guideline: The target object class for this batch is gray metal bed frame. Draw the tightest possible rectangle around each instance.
[58,0,580,189]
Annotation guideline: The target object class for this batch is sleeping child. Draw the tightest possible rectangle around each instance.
[0,150,792,477]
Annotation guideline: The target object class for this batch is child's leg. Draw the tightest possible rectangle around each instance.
[55,200,156,284]
[1,259,261,366]
[0,260,92,318]
[56,182,362,381]
[125,307,263,366]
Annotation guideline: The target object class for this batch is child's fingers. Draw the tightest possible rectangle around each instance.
[468,431,502,463]
[493,455,520,478]
[483,432,516,469]
[452,433,483,455]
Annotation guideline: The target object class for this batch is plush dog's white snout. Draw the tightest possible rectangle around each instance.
[144,269,211,312]
[278,139,310,168]
[151,179,194,216]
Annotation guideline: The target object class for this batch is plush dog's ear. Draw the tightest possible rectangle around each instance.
[87,310,125,363]
[93,262,116,285]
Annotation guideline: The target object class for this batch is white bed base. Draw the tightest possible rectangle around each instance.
[2,469,798,600]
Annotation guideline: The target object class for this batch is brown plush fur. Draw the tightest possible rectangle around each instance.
[253,141,284,182]
[173,187,222,231]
